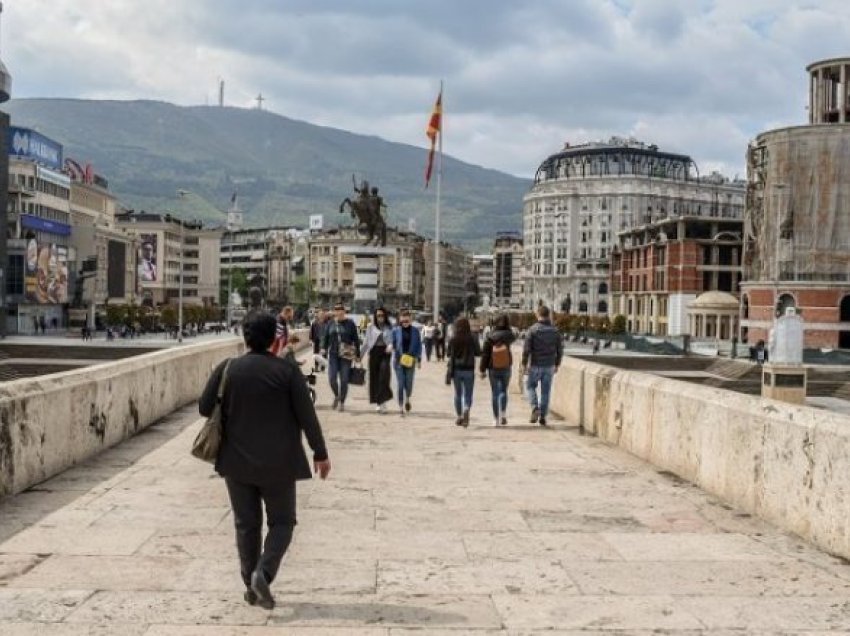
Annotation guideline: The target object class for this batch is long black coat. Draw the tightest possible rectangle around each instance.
[199,351,328,485]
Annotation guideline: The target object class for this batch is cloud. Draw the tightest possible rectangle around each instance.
[3,0,850,178]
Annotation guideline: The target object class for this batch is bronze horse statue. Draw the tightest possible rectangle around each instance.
[339,178,388,246]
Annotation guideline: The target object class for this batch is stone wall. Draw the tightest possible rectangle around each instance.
[550,356,850,560]
[0,337,245,498]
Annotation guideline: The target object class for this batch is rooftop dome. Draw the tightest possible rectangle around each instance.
[689,291,739,309]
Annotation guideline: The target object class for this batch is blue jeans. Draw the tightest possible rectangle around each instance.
[328,354,352,403]
[452,369,475,416]
[488,368,511,419]
[526,366,555,418]
[394,364,415,405]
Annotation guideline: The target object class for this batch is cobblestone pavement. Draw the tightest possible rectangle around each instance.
[2,356,850,634]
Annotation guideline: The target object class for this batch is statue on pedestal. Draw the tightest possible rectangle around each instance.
[339,175,388,246]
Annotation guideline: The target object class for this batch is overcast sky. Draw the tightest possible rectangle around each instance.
[4,0,850,179]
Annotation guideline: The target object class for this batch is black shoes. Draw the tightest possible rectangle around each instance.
[455,416,464,426]
[530,407,540,424]
[332,397,339,409]
[500,416,508,426]
[244,589,258,606]
[404,401,411,413]
[250,569,275,610]
[462,409,470,427]
[539,416,548,427]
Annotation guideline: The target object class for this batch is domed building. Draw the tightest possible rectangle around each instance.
[688,291,740,340]
[522,137,745,328]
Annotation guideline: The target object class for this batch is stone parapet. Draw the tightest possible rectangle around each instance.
[550,356,850,560]
[0,337,245,498]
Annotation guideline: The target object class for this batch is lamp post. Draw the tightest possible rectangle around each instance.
[177,219,184,343]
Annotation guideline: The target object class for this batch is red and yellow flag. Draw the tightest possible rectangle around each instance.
[425,91,442,188]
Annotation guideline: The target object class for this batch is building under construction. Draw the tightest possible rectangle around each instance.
[742,57,850,349]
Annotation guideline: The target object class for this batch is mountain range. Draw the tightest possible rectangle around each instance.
[4,99,529,248]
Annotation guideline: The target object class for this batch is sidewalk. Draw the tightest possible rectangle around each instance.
[2,356,850,633]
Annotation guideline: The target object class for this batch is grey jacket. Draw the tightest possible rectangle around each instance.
[521,320,563,368]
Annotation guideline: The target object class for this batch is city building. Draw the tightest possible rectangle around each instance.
[67,160,137,327]
[610,209,745,337]
[422,239,471,316]
[523,137,746,316]
[308,226,420,310]
[0,50,10,337]
[471,254,494,305]
[6,127,73,334]
[220,227,309,307]
[742,57,850,349]
[492,232,525,309]
[115,211,222,308]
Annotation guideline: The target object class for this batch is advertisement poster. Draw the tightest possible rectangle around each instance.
[137,233,158,283]
[25,239,68,304]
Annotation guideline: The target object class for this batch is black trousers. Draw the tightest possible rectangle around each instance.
[224,477,297,588]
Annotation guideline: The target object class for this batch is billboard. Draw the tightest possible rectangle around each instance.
[107,240,126,298]
[309,214,324,231]
[137,233,158,283]
[25,239,68,304]
[8,126,63,170]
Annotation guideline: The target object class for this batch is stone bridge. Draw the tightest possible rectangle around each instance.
[1,349,850,633]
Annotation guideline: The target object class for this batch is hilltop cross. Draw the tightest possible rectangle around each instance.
[255,93,265,110]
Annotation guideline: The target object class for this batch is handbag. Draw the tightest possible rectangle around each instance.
[400,353,416,368]
[337,325,357,361]
[349,365,366,386]
[191,358,232,463]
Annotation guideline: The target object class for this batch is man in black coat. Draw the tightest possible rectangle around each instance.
[200,311,331,610]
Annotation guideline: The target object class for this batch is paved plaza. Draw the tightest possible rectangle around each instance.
[2,356,850,634]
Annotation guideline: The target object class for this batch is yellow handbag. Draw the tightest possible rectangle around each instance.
[399,353,416,368]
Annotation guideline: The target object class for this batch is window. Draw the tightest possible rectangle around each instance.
[6,254,23,295]
[579,300,588,313]
[598,282,608,295]
[597,300,608,314]
[580,282,588,294]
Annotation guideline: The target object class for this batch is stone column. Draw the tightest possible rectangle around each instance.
[841,63,848,123]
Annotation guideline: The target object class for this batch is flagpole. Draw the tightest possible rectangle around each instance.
[433,80,443,323]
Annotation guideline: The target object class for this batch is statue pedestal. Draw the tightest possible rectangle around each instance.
[762,363,807,405]
[339,246,395,314]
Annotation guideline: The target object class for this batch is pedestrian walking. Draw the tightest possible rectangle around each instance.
[199,311,330,610]
[521,306,563,426]
[433,317,447,361]
[446,317,481,427]
[361,307,394,413]
[270,306,293,358]
[39,315,47,335]
[421,321,435,361]
[320,303,360,412]
[309,308,329,371]
[480,314,516,426]
[391,309,422,416]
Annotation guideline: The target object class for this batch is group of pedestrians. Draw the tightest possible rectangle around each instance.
[198,303,564,611]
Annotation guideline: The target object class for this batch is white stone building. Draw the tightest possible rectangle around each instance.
[523,137,746,315]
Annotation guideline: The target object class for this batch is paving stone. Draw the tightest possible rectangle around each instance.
[679,596,850,630]
[0,553,44,585]
[144,627,389,636]
[0,588,93,622]
[8,555,191,591]
[0,526,156,556]
[0,622,150,635]
[601,531,784,561]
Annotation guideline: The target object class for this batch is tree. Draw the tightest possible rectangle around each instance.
[105,304,127,326]
[291,275,315,307]
[161,306,177,328]
[220,267,250,306]
[611,314,627,335]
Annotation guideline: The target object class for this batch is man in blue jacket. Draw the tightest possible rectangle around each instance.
[521,305,563,426]
[391,309,422,416]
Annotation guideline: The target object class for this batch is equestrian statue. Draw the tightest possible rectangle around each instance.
[339,175,388,246]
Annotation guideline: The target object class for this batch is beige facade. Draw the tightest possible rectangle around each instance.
[309,227,420,309]
[116,212,221,307]
[69,179,136,312]
[422,240,470,314]
[493,233,525,309]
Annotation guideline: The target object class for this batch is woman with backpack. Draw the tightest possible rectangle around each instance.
[480,314,516,426]
[446,317,481,427]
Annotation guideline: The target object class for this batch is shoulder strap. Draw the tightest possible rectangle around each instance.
[217,358,233,401]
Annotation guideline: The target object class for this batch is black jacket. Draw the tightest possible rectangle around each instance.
[199,351,328,485]
[480,328,516,372]
[447,335,481,371]
[521,320,563,368]
[321,318,361,358]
